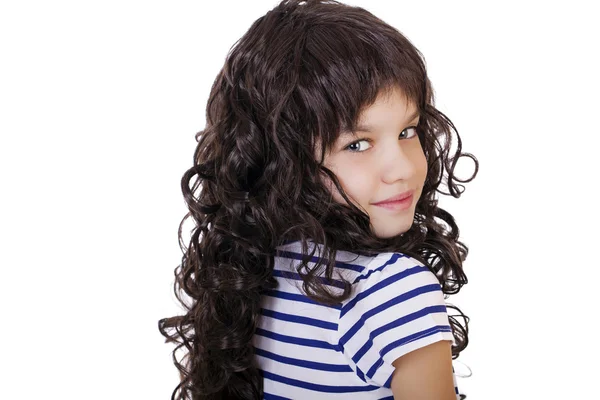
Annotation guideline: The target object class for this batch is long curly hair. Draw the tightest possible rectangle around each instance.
[158,0,479,398]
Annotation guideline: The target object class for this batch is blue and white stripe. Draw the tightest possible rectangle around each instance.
[252,240,462,399]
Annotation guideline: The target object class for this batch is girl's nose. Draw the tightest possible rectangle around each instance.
[380,143,417,184]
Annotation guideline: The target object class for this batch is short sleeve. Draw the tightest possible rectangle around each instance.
[337,252,455,388]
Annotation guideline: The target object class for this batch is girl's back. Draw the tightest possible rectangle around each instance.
[256,239,462,399]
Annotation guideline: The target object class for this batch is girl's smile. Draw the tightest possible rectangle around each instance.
[371,192,414,211]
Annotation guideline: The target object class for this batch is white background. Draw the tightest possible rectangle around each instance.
[1,0,598,399]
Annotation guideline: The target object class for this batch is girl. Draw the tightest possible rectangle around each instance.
[159,0,477,398]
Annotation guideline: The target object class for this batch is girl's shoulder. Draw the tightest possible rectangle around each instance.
[335,250,453,388]
[275,239,429,287]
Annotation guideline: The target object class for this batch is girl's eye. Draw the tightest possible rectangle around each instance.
[345,139,372,153]
[343,126,419,153]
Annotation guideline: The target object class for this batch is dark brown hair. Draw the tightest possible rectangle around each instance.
[158,0,478,398]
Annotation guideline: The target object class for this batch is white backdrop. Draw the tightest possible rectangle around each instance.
[1,0,598,399]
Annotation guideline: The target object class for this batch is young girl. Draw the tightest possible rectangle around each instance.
[159,0,477,398]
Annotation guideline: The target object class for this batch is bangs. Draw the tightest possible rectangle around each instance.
[285,10,427,162]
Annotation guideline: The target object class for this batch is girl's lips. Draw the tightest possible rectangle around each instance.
[373,194,413,210]
[372,190,415,205]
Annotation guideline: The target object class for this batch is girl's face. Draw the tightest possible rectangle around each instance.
[321,86,427,239]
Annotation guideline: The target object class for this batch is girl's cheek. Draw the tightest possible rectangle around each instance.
[319,171,347,205]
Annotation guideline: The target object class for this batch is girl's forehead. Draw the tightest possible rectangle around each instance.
[309,85,419,162]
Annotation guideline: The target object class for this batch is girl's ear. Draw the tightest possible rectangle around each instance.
[313,138,324,164]
[313,135,335,166]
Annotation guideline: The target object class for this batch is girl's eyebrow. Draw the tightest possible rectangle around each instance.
[341,109,420,136]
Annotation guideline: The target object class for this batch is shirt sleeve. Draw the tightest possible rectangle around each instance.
[337,252,455,388]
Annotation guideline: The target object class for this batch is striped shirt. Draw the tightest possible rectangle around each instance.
[253,239,463,399]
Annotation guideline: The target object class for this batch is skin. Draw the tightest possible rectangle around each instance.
[321,85,428,239]
[390,340,457,400]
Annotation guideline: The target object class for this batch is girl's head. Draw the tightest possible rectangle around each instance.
[198,0,465,251]
[318,85,427,239]
[160,1,476,398]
